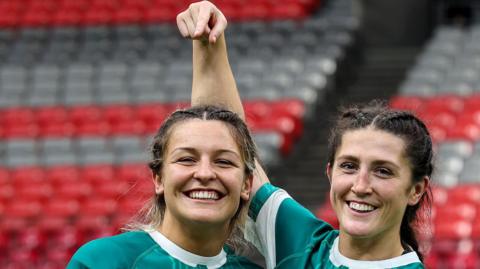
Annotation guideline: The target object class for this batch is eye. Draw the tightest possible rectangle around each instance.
[215,159,236,168]
[375,167,393,178]
[339,162,357,173]
[176,156,196,165]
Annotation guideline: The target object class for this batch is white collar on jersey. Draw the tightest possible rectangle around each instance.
[148,230,227,269]
[329,236,422,269]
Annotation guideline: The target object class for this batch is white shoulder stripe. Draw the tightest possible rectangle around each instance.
[255,189,291,269]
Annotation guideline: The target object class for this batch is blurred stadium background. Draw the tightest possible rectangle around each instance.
[0,0,478,268]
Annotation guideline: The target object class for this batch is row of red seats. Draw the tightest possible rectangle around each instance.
[0,0,319,27]
[0,99,304,153]
[1,225,121,269]
[1,197,146,227]
[390,95,480,141]
[0,163,151,186]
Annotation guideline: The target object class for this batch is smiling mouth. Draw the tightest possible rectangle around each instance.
[347,201,377,213]
[184,190,224,201]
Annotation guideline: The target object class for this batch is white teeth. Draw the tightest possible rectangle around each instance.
[349,202,375,212]
[189,191,219,200]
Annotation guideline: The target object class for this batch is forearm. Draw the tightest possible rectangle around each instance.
[191,35,245,119]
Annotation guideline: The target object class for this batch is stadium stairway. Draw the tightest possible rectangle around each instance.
[270,46,421,210]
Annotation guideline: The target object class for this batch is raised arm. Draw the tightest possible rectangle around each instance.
[176,1,244,118]
[177,1,269,193]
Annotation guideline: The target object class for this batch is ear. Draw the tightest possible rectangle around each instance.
[153,174,164,195]
[408,176,429,206]
[240,174,253,202]
[326,162,332,184]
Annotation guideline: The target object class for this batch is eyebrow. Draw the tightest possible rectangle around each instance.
[337,155,401,170]
[171,147,241,158]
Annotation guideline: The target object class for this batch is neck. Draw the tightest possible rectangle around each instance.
[339,231,404,261]
[159,214,231,257]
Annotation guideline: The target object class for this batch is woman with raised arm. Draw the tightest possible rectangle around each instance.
[180,2,432,268]
[67,105,263,268]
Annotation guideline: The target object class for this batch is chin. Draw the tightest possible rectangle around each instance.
[341,221,375,238]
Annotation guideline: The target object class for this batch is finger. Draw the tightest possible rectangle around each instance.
[176,12,189,38]
[209,13,227,43]
[194,5,214,37]
[184,16,197,38]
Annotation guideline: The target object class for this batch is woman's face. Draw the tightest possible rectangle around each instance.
[155,119,252,229]
[328,128,425,242]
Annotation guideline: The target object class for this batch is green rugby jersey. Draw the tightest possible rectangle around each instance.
[246,183,424,269]
[67,230,262,269]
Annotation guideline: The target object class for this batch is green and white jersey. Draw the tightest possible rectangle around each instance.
[246,183,424,269]
[67,230,262,269]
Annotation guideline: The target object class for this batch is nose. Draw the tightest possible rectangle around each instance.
[193,158,216,181]
[351,168,372,195]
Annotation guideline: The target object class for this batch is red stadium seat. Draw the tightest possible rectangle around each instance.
[82,8,114,25]
[37,217,70,232]
[61,0,91,11]
[69,106,104,126]
[95,180,131,198]
[4,199,43,219]
[240,3,269,20]
[445,250,478,269]
[75,120,110,136]
[80,198,118,217]
[447,120,480,140]
[418,110,456,129]
[103,104,135,125]
[0,168,10,185]
[40,122,75,138]
[389,96,425,112]
[0,11,20,28]
[15,182,53,203]
[114,7,143,23]
[50,226,84,250]
[17,227,46,250]
[1,108,36,126]
[44,247,72,269]
[21,9,52,27]
[434,203,476,224]
[55,181,92,200]
[271,3,307,20]
[2,123,39,138]
[43,198,80,218]
[316,203,339,229]
[117,163,151,183]
[117,198,146,216]
[424,95,464,114]
[123,0,151,10]
[109,119,146,135]
[11,167,46,186]
[91,0,121,10]
[46,165,81,186]
[143,6,177,23]
[431,186,448,206]
[434,220,473,240]
[29,0,58,12]
[271,99,306,121]
[449,185,480,205]
[82,164,115,184]
[36,106,68,125]
[7,248,38,269]
[136,103,170,133]
[52,8,82,26]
